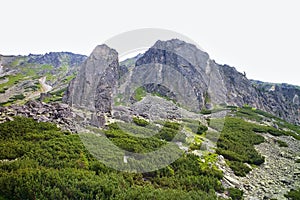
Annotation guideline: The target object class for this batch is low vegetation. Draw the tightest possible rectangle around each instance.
[275,139,288,147]
[133,86,147,101]
[216,117,265,176]
[0,117,224,200]
[132,116,149,127]
[285,188,300,200]
[227,188,244,200]
[41,88,67,103]
[232,105,300,140]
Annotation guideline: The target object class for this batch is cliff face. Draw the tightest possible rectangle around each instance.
[134,39,210,112]
[252,82,300,124]
[133,39,266,111]
[133,39,299,124]
[63,39,299,125]
[63,45,120,127]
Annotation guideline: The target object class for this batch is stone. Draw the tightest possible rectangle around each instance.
[224,175,240,186]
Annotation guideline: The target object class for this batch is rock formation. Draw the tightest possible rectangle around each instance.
[62,39,299,126]
[63,44,120,127]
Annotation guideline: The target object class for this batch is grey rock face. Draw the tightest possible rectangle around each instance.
[219,64,267,109]
[132,39,264,112]
[133,39,299,124]
[63,44,119,127]
[63,39,299,125]
[253,83,300,124]
[133,39,210,112]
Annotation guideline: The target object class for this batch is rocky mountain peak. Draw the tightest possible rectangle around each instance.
[139,39,210,70]
[27,52,87,68]
[90,44,118,60]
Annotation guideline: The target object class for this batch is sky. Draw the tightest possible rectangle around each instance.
[1,0,299,85]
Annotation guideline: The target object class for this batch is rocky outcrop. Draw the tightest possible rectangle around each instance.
[252,82,300,125]
[130,39,267,112]
[63,45,120,127]
[0,100,77,132]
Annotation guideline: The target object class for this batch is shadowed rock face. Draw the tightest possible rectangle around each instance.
[63,44,119,127]
[134,39,210,111]
[133,39,265,111]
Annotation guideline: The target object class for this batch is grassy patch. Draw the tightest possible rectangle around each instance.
[42,88,66,103]
[63,74,76,83]
[232,105,300,140]
[0,74,25,91]
[276,139,288,147]
[41,64,54,70]
[133,86,147,101]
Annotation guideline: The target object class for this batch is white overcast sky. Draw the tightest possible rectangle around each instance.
[1,0,299,85]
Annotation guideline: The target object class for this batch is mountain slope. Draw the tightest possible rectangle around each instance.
[0,52,87,105]
[1,39,300,200]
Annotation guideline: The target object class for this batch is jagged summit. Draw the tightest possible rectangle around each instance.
[90,44,118,60]
[138,39,210,71]
[152,38,208,55]
[27,52,87,68]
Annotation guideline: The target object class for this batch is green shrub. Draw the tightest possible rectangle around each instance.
[267,128,283,136]
[227,188,244,200]
[133,117,149,127]
[276,140,288,147]
[9,94,26,101]
[197,123,208,135]
[155,121,182,141]
[201,109,212,115]
[284,188,300,200]
[227,161,251,177]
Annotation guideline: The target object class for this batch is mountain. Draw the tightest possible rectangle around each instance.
[0,52,87,106]
[63,39,299,127]
[1,39,300,200]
